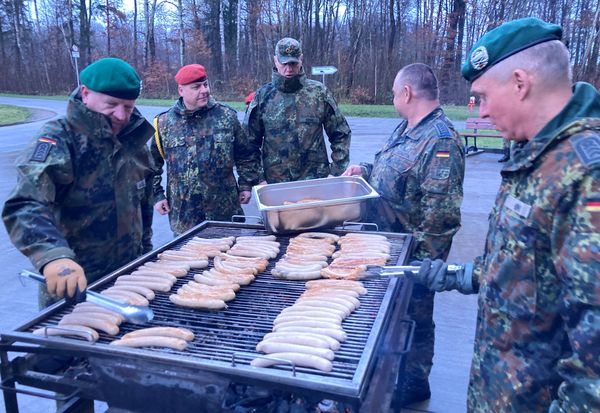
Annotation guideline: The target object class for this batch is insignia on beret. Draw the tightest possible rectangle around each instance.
[471,46,489,71]
[572,135,600,167]
[31,137,56,162]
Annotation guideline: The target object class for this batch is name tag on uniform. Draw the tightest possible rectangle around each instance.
[136,180,146,190]
[504,194,531,219]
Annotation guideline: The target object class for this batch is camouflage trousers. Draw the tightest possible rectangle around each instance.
[403,284,435,383]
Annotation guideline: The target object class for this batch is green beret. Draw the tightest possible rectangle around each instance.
[461,17,562,82]
[80,57,141,99]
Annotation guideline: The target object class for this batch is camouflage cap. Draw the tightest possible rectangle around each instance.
[461,17,562,82]
[80,57,141,100]
[275,37,302,64]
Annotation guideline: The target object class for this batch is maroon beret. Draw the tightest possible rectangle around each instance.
[175,64,207,85]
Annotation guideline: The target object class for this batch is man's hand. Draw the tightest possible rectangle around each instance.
[342,165,363,176]
[239,191,252,204]
[154,199,171,215]
[42,258,86,298]
[407,259,474,293]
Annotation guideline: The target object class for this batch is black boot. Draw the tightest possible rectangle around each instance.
[398,377,431,407]
[498,147,510,162]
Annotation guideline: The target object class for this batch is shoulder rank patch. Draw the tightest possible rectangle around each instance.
[435,122,452,138]
[30,137,57,162]
[572,135,600,167]
[585,198,600,212]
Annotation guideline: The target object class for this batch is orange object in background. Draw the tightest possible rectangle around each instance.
[468,96,475,112]
[245,91,256,106]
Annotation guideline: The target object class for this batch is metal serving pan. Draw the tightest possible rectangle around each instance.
[252,176,380,233]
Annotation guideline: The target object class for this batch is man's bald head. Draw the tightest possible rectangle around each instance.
[395,63,439,101]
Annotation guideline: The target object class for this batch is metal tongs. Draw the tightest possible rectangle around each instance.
[362,264,465,279]
[20,270,154,324]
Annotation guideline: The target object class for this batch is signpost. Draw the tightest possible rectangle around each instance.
[71,45,80,87]
[311,66,338,86]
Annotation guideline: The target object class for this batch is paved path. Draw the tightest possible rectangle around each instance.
[0,97,501,413]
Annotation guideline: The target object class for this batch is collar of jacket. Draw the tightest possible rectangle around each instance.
[271,67,306,93]
[504,82,600,172]
[391,106,445,143]
[67,88,151,147]
[174,96,218,118]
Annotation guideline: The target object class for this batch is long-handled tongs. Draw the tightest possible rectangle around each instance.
[21,270,154,324]
[361,264,465,279]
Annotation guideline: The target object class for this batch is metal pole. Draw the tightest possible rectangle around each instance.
[322,73,325,86]
[74,57,80,87]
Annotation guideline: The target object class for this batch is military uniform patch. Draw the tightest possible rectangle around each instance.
[572,135,600,167]
[435,123,451,138]
[30,137,56,162]
[585,198,600,212]
[436,151,450,158]
[504,194,531,219]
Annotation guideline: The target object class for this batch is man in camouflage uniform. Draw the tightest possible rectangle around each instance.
[343,63,465,406]
[412,18,600,412]
[2,57,154,308]
[151,64,261,235]
[244,37,351,183]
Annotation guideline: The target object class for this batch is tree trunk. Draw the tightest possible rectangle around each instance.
[133,0,138,68]
[219,0,226,78]
[11,0,25,86]
[79,0,91,66]
[106,0,111,54]
[178,0,184,66]
[236,0,241,68]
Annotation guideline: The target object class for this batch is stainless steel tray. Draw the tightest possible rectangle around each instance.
[252,176,379,233]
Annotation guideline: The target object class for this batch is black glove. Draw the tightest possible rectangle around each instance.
[406,259,474,293]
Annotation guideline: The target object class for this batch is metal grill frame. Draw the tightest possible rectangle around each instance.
[1,221,414,412]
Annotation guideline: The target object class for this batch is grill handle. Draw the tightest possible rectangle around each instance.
[340,221,379,231]
[231,215,263,225]
[394,319,416,356]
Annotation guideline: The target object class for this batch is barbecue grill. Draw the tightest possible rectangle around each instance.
[0,222,415,413]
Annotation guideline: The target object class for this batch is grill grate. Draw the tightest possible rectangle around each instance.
[25,223,411,381]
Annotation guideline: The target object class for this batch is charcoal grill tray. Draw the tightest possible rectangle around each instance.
[1,221,413,404]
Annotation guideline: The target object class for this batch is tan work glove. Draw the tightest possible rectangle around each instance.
[42,258,87,298]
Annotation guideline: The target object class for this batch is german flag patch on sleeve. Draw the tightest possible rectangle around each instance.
[30,137,57,162]
[585,198,600,212]
[435,150,450,158]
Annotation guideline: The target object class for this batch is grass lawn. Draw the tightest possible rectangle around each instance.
[0,104,31,126]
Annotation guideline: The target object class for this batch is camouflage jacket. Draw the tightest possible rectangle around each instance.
[2,88,155,283]
[244,68,351,183]
[362,107,465,260]
[468,82,600,413]
[151,97,261,235]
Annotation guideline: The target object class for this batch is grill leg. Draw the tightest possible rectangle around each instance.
[56,396,94,413]
[1,350,20,413]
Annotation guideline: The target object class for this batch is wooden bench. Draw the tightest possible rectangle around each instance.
[460,117,503,155]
